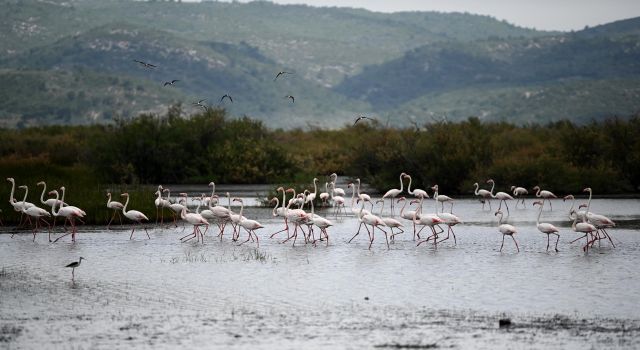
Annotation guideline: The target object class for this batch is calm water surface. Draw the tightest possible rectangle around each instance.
[1,198,639,349]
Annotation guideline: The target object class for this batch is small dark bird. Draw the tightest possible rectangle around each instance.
[192,99,208,111]
[133,59,157,69]
[285,95,295,103]
[354,115,374,126]
[274,71,293,81]
[220,94,233,103]
[65,257,85,280]
[163,79,180,87]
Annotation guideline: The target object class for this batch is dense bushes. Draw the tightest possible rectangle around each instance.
[0,107,638,200]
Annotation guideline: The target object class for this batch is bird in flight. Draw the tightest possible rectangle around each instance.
[193,99,208,110]
[274,71,293,81]
[285,95,295,103]
[133,59,156,69]
[354,115,374,126]
[220,94,233,103]
[163,80,180,87]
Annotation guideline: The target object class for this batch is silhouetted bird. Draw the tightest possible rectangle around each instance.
[133,59,156,69]
[285,95,295,103]
[354,115,374,126]
[220,94,233,103]
[163,79,180,86]
[193,99,208,110]
[274,71,293,81]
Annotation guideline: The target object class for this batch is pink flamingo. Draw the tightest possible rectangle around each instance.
[404,174,429,199]
[49,189,85,243]
[18,185,51,242]
[495,210,519,252]
[233,198,264,247]
[432,188,461,246]
[179,197,209,244]
[397,197,420,240]
[270,187,290,239]
[487,179,514,215]
[106,192,124,229]
[382,172,406,216]
[120,193,150,240]
[412,197,445,248]
[533,200,560,252]
[511,186,528,208]
[376,199,404,242]
[532,186,557,211]
[473,182,493,210]
[349,199,389,250]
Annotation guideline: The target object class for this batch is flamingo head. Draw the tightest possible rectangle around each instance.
[486,179,494,184]
[578,204,588,209]
[121,193,129,197]
[313,178,318,182]
[409,199,419,205]
[270,197,278,204]
[163,188,169,193]
[532,200,543,207]
[347,183,353,188]
[158,185,163,190]
[18,185,26,189]
[330,173,337,179]
[6,178,14,182]
[285,188,294,193]
[494,210,503,216]
[208,182,215,187]
[532,186,540,191]
[276,186,284,192]
[48,190,57,196]
[563,195,574,201]
[583,187,592,193]
[397,197,406,203]
[37,181,45,186]
[510,186,516,190]
[402,173,410,178]
[431,185,438,190]
[107,192,112,197]
[356,199,361,204]
[233,198,242,203]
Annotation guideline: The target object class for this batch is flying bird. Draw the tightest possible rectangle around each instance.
[133,59,156,69]
[163,79,180,86]
[354,115,374,126]
[193,99,207,110]
[274,71,293,81]
[285,95,295,103]
[220,94,233,103]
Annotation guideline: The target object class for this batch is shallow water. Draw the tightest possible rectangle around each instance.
[1,198,639,349]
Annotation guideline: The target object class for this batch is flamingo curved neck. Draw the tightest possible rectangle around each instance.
[8,179,16,204]
[272,199,279,216]
[107,193,112,206]
[535,187,541,197]
[473,183,480,196]
[399,200,407,216]
[39,183,47,204]
[586,189,592,214]
[21,186,28,203]
[398,174,404,192]
[122,194,130,214]
[51,191,60,216]
[406,176,413,194]
[237,200,244,219]
[313,179,318,196]
[536,202,543,225]
[497,212,504,225]
[488,181,495,195]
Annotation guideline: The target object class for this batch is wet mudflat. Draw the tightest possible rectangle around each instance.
[1,198,639,349]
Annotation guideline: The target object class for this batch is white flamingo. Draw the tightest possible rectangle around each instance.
[570,209,597,253]
[431,184,454,212]
[580,187,616,248]
[319,182,330,207]
[511,185,528,208]
[106,192,124,229]
[486,180,514,215]
[18,185,51,242]
[376,199,404,242]
[412,197,445,248]
[382,172,406,216]
[329,182,347,218]
[179,196,209,244]
[404,174,429,199]
[305,178,318,208]
[349,199,389,250]
[329,173,346,197]
[309,195,333,247]
[49,189,85,243]
[154,185,170,224]
[120,193,150,240]
[7,178,35,226]
[165,189,186,227]
[533,200,560,252]
[233,198,264,247]
[532,186,557,211]
[432,190,461,246]
[473,182,493,210]
[397,197,421,240]
[281,188,310,246]
[270,187,290,239]
[495,210,519,253]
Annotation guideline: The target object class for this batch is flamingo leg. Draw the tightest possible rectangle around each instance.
[129,226,136,240]
[500,235,505,252]
[511,235,520,252]
[554,233,560,252]
[270,217,289,238]
[144,223,150,239]
[546,234,550,251]
[108,210,117,229]
[368,225,375,250]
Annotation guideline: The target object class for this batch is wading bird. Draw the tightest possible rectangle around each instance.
[65,257,85,281]
[19,186,51,242]
[511,186,528,208]
[382,172,406,216]
[233,198,264,247]
[120,193,150,240]
[106,192,124,229]
[473,182,493,210]
[404,174,429,199]
[487,180,514,215]
[533,200,560,252]
[349,199,389,250]
[533,186,557,211]
[495,210,519,253]
[353,115,374,126]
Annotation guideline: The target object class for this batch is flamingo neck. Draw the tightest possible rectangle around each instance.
[399,200,407,216]
[350,185,356,208]
[21,186,28,203]
[474,183,479,196]
[310,197,315,216]
[535,187,541,197]
[279,188,286,213]
[107,193,112,206]
[536,201,543,226]
[238,201,244,219]
[8,179,16,204]
[122,194,130,214]
[586,190,592,214]
[398,174,404,193]
[272,199,279,216]
[406,176,413,194]
[226,193,231,211]
[196,197,202,214]
[39,183,47,204]
[356,179,362,196]
[489,181,495,195]
[60,188,67,207]
[497,212,504,225]
[51,191,60,216]
[313,179,318,196]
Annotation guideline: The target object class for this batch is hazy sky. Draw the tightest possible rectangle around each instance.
[204,0,640,31]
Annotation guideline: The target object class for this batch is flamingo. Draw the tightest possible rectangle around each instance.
[473,182,493,210]
[165,189,186,227]
[382,172,406,216]
[397,196,421,240]
[563,195,587,221]
[431,184,454,212]
[355,178,371,203]
[18,186,51,242]
[486,180,514,215]
[65,257,85,281]
[329,182,347,218]
[270,187,290,239]
[37,181,65,228]
[432,190,461,246]
[7,178,35,226]
[375,199,404,242]
[119,193,150,240]
[404,174,429,199]
[154,185,170,224]
[511,186,528,208]
[349,199,389,250]
[580,187,616,248]
[209,191,233,240]
[319,182,330,207]
[329,173,346,197]
[308,194,333,246]
[495,210,519,252]
[533,200,560,252]
[281,188,310,246]
[305,178,318,209]
[106,192,124,229]
[348,182,372,237]
[233,198,264,247]
[570,209,597,252]
[532,186,557,211]
[179,196,209,244]
[49,189,85,243]
[412,197,445,248]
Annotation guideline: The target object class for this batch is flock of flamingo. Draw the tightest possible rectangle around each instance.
[4,173,617,255]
